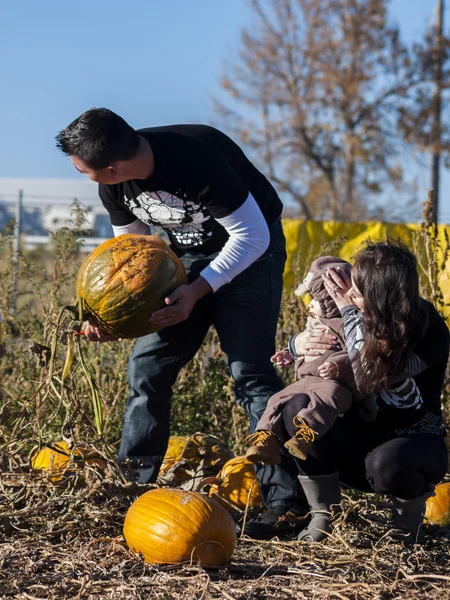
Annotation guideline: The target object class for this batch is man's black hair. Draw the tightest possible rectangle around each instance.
[55,108,140,169]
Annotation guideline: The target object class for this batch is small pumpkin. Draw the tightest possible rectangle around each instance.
[123,489,236,565]
[425,482,450,526]
[157,433,234,489]
[205,456,263,512]
[31,441,106,480]
[159,435,189,476]
[76,234,188,339]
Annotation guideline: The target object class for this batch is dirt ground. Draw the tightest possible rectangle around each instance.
[1,466,450,600]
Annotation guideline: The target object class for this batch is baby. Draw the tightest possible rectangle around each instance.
[246,256,375,464]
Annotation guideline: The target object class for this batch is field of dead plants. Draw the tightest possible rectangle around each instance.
[1,203,450,599]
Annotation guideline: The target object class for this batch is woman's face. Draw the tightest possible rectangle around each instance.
[350,276,365,311]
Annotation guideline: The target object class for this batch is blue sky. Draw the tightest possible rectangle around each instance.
[0,0,448,220]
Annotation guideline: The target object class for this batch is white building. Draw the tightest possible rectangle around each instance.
[41,204,112,236]
[0,177,113,239]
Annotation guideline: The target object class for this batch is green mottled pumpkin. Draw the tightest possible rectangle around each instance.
[76,234,188,338]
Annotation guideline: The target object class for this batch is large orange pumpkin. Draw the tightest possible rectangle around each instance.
[205,456,263,512]
[425,482,450,526]
[31,441,106,480]
[76,234,188,338]
[123,489,236,565]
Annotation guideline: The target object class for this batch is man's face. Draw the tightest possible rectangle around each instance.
[70,155,118,184]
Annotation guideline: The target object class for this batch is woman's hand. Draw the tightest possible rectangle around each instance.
[294,329,339,357]
[322,266,356,311]
[271,349,294,368]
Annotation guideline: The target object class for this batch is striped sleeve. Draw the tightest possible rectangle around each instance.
[340,305,365,388]
[341,305,428,387]
[405,352,428,375]
[341,305,365,359]
[405,353,427,375]
[387,352,428,385]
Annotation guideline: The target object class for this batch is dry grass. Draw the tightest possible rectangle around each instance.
[2,198,450,599]
[1,462,450,600]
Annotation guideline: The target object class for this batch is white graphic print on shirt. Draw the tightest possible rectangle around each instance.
[123,190,213,247]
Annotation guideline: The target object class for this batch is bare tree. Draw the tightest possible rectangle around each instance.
[398,2,450,222]
[215,0,419,220]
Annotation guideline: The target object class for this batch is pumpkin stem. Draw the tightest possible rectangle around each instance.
[78,297,92,321]
[63,304,79,319]
[196,477,222,491]
[62,298,92,322]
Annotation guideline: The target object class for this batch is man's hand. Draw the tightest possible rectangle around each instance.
[271,349,294,368]
[82,318,122,343]
[294,329,339,357]
[317,361,338,380]
[149,277,212,328]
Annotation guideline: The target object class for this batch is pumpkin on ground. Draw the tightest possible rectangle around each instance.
[158,435,189,476]
[157,433,234,489]
[76,234,188,339]
[425,482,450,526]
[31,441,106,480]
[204,455,263,512]
[123,489,236,565]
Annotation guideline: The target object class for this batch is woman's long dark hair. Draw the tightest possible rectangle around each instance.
[352,239,424,396]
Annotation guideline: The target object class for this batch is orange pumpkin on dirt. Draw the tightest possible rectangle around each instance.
[31,441,106,480]
[123,488,236,565]
[76,234,188,338]
[157,433,234,488]
[425,482,450,527]
[204,456,263,512]
[158,435,189,476]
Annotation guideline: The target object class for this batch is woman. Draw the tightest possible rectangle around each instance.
[282,239,449,544]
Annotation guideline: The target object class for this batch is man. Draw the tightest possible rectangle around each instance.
[56,107,306,537]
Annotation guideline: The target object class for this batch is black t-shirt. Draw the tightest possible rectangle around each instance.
[413,299,450,418]
[99,125,283,255]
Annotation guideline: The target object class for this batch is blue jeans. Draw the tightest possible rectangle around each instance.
[118,219,304,508]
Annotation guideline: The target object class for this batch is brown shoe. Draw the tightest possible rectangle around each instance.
[284,417,317,460]
[245,430,281,465]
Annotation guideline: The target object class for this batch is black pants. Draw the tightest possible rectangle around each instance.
[118,219,304,508]
[282,394,448,499]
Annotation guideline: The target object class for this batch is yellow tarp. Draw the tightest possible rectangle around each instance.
[282,219,450,317]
